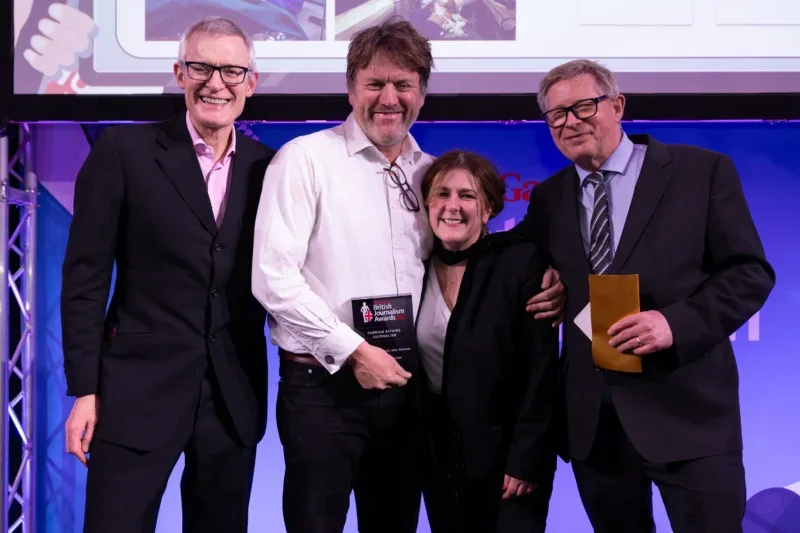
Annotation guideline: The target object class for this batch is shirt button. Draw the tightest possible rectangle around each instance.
[210,289,218,298]
[214,244,221,252]
[208,335,215,344]
[324,355,335,365]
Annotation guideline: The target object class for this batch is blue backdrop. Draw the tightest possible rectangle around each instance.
[37,120,800,532]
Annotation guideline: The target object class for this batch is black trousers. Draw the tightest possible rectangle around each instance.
[276,358,422,533]
[572,401,746,533]
[84,369,257,533]
[421,392,552,533]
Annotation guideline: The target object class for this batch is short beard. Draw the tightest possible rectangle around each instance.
[369,128,408,149]
[365,120,409,149]
[366,108,415,146]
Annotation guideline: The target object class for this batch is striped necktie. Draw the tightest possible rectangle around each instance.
[586,171,612,274]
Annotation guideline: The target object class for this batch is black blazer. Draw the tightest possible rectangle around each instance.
[514,134,775,463]
[61,114,274,451]
[419,233,561,483]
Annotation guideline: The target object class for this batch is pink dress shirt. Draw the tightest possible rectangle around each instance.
[186,112,235,227]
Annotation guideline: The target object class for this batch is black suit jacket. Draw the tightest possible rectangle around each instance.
[61,114,274,451]
[515,134,775,463]
[420,233,561,483]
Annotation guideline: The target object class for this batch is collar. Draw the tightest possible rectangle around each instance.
[576,131,634,186]
[343,112,422,165]
[186,111,236,159]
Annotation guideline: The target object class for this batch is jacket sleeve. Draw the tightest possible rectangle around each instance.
[504,250,561,483]
[61,128,124,397]
[660,154,775,366]
[510,182,555,268]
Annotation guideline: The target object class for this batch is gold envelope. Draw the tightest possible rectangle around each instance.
[588,274,642,373]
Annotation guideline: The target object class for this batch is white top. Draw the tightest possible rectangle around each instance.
[417,264,452,394]
[251,113,435,374]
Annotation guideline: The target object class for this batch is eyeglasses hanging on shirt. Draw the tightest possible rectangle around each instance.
[384,163,420,213]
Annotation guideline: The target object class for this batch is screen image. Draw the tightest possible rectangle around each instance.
[144,0,325,42]
[11,0,800,96]
[335,0,516,41]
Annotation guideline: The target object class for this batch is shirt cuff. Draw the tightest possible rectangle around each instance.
[314,323,364,374]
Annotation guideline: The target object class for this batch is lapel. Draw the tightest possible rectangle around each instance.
[609,135,672,273]
[155,114,217,235]
[216,130,251,239]
[556,167,592,277]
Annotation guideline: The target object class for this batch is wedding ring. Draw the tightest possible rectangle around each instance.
[636,337,643,347]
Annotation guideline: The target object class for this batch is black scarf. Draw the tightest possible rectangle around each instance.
[432,237,483,265]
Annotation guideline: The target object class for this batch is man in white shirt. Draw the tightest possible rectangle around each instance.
[252,19,563,533]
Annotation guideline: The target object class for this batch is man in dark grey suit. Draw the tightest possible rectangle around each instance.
[515,59,774,533]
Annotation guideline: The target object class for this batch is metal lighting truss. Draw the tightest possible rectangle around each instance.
[0,123,38,533]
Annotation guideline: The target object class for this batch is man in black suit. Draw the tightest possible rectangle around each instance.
[515,60,775,532]
[60,16,273,533]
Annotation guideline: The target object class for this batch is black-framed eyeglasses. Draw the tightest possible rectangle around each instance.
[385,163,420,213]
[182,61,250,85]
[543,95,609,128]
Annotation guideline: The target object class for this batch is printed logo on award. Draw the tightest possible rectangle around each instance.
[360,302,374,323]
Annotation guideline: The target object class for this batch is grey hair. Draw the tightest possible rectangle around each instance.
[537,59,619,112]
[178,16,258,74]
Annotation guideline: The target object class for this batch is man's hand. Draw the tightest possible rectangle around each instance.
[525,268,565,327]
[349,342,411,390]
[502,474,537,499]
[65,394,99,467]
[608,310,674,355]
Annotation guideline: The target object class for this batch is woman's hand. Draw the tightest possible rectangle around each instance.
[502,474,538,499]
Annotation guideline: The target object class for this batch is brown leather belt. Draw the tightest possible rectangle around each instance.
[279,349,323,367]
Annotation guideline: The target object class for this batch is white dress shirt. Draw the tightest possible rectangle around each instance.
[252,113,434,374]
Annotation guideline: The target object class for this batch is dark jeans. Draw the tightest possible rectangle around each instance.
[573,402,746,533]
[276,358,422,533]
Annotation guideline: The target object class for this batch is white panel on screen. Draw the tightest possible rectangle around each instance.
[577,0,694,25]
[715,0,800,25]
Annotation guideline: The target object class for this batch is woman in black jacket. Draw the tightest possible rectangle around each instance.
[417,150,560,532]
